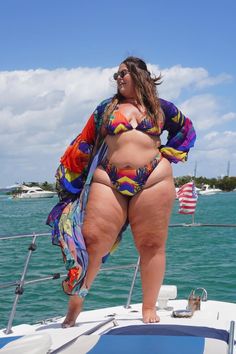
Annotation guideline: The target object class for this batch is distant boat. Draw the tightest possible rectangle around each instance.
[12,185,56,199]
[198,184,222,196]
[175,184,200,199]
[175,187,179,198]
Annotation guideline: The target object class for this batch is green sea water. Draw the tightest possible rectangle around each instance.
[0,192,236,329]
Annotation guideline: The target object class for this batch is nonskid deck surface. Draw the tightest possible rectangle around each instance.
[0,299,235,353]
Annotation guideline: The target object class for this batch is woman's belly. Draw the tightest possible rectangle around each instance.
[104,130,161,168]
[92,132,173,189]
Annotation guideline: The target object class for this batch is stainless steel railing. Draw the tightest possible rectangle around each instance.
[0,232,139,334]
[3,233,38,334]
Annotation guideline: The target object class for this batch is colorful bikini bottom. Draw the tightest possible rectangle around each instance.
[101,153,162,196]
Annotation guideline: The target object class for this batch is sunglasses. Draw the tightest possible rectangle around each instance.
[113,69,129,81]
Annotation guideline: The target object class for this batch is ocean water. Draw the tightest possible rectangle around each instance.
[0,192,236,329]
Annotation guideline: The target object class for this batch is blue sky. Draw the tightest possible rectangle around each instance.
[0,0,236,186]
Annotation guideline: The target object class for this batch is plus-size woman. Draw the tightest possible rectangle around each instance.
[47,56,196,327]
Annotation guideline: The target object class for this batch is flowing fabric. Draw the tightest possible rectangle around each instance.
[47,97,196,295]
[46,143,110,294]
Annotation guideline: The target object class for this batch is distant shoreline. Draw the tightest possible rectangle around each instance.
[1,175,236,193]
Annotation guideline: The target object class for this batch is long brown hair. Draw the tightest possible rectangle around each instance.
[103,56,163,128]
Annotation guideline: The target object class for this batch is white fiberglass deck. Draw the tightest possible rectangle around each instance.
[0,297,235,353]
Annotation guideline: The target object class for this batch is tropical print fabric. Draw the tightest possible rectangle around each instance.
[159,98,196,163]
[101,153,162,196]
[106,110,161,136]
[55,98,110,201]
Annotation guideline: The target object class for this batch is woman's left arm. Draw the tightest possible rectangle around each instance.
[159,98,196,163]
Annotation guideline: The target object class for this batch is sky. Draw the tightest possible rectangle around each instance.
[0,0,236,187]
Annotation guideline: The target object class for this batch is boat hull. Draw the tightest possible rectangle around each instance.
[14,192,56,199]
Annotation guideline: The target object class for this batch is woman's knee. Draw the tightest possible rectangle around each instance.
[81,229,94,248]
[139,241,165,256]
[82,222,116,256]
[82,223,101,247]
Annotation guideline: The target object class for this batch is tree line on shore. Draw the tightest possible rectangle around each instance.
[175,176,236,192]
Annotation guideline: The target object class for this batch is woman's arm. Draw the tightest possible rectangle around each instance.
[55,99,111,201]
[159,98,196,163]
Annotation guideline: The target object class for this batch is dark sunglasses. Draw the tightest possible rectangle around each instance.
[113,69,129,81]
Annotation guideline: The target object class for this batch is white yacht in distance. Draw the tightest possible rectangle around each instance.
[12,185,56,199]
[198,184,223,196]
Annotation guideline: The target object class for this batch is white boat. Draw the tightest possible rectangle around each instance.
[0,224,235,354]
[12,185,56,199]
[175,187,179,199]
[175,185,200,198]
[198,184,222,196]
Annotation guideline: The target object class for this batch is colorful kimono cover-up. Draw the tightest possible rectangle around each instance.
[46,97,196,295]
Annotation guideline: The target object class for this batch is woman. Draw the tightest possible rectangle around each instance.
[47,56,196,327]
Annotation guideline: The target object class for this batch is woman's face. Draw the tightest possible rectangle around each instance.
[116,63,136,99]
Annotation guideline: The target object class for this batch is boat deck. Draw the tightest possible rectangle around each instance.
[1,226,236,353]
[1,298,235,353]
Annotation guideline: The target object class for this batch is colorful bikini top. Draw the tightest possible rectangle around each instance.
[106,110,161,136]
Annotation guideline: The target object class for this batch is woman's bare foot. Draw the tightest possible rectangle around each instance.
[142,306,160,323]
[61,295,84,328]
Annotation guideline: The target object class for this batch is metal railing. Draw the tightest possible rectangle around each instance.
[0,223,236,335]
[0,232,139,334]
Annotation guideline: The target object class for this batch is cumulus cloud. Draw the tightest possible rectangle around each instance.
[0,64,235,185]
[184,129,236,178]
[222,112,236,122]
[203,131,236,149]
[149,64,232,100]
[179,94,236,131]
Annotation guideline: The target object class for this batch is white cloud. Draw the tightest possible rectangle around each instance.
[0,64,235,185]
[149,64,232,100]
[203,131,236,149]
[195,73,232,89]
[179,94,236,131]
[222,112,236,122]
[204,131,219,140]
[179,130,236,178]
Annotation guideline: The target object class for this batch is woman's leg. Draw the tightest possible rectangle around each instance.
[128,175,176,323]
[62,182,128,327]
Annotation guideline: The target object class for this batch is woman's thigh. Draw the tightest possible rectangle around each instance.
[145,157,174,189]
[82,181,128,255]
[128,175,176,249]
